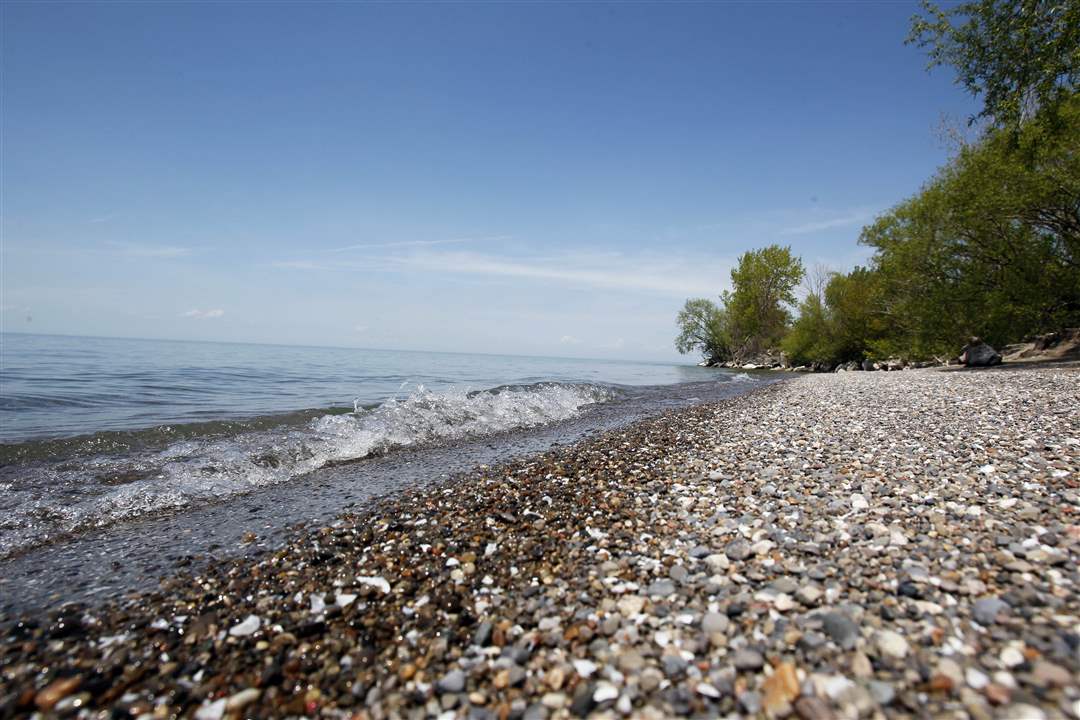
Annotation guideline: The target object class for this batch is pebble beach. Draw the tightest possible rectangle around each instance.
[2,367,1078,720]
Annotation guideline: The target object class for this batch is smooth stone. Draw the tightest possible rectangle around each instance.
[875,630,909,659]
[867,680,895,706]
[794,696,832,720]
[738,691,762,714]
[618,595,646,617]
[648,580,676,597]
[732,648,765,671]
[1004,704,1046,720]
[701,612,730,635]
[662,655,688,677]
[1030,661,1070,688]
[821,612,859,649]
[569,684,594,717]
[725,540,751,561]
[592,682,618,704]
[438,669,467,693]
[669,565,690,583]
[228,615,261,637]
[474,622,494,647]
[617,650,645,673]
[972,597,1009,625]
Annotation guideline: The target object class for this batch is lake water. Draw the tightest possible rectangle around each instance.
[0,332,770,613]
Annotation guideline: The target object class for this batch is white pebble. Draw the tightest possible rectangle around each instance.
[228,615,260,637]
[1000,646,1025,668]
[876,630,909,658]
[966,667,989,689]
[572,659,597,678]
[357,576,391,594]
[696,682,721,698]
[593,681,619,703]
[194,698,226,720]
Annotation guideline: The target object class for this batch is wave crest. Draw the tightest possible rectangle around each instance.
[0,382,611,558]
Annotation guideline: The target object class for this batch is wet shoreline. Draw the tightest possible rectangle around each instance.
[0,376,774,618]
[2,368,1077,719]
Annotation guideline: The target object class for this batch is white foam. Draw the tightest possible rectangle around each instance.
[0,383,611,557]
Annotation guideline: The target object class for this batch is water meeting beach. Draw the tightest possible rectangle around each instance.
[2,365,1077,719]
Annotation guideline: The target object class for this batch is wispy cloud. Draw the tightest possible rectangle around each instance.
[324,235,510,253]
[390,250,727,297]
[559,335,580,345]
[181,308,225,319]
[107,241,191,258]
[779,209,877,236]
[88,214,118,224]
[272,247,731,297]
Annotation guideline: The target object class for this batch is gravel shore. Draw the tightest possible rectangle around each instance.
[2,367,1078,719]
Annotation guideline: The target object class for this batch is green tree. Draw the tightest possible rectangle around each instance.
[726,245,804,361]
[908,0,1080,130]
[781,293,831,366]
[782,267,889,365]
[859,93,1080,354]
[674,298,731,363]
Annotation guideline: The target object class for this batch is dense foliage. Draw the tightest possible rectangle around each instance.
[674,246,802,364]
[908,0,1080,130]
[677,2,1079,367]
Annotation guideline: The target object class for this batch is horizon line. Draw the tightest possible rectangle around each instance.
[0,329,694,368]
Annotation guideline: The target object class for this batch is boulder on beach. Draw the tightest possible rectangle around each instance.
[959,338,1002,367]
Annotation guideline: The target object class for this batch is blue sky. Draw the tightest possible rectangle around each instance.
[1,1,976,362]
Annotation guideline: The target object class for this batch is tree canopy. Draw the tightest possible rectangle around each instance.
[908,0,1080,129]
[674,245,803,364]
[677,4,1078,367]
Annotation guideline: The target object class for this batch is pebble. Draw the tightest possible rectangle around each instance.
[228,614,260,637]
[732,648,765,671]
[867,680,895,706]
[647,580,676,597]
[438,669,467,694]
[701,611,729,635]
[725,539,751,561]
[1000,647,1026,668]
[617,595,645,617]
[592,682,618,704]
[821,612,860,649]
[973,596,1009,625]
[875,630,909,659]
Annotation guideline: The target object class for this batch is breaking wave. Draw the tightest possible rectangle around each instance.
[0,382,613,558]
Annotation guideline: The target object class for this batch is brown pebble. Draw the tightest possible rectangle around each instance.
[984,683,1010,705]
[794,695,832,720]
[35,676,81,711]
[762,662,800,714]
